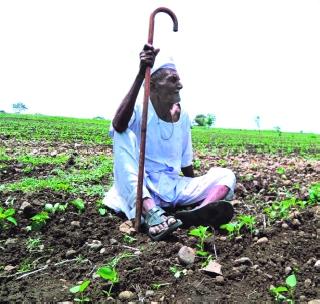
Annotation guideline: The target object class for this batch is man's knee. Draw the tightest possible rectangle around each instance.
[208,167,236,189]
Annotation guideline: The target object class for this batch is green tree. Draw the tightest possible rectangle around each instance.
[194,114,206,126]
[206,114,216,127]
[12,102,28,113]
[194,114,216,127]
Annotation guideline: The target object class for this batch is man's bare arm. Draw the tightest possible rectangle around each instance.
[181,165,194,178]
[112,44,159,133]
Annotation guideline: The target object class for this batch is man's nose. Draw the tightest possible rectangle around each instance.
[177,81,183,90]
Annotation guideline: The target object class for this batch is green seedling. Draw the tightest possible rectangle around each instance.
[189,225,212,256]
[44,202,68,214]
[264,198,308,222]
[98,207,107,216]
[97,266,119,297]
[220,222,239,239]
[70,279,91,303]
[276,167,286,175]
[27,211,49,230]
[151,282,171,290]
[237,214,256,234]
[201,254,213,268]
[96,199,107,216]
[270,273,297,303]
[309,183,320,203]
[18,259,33,273]
[71,198,85,213]
[0,207,17,227]
[26,237,42,252]
[220,214,256,238]
[122,234,137,244]
[217,159,228,167]
[193,159,201,170]
[169,265,187,279]
[264,198,294,221]
[97,252,135,297]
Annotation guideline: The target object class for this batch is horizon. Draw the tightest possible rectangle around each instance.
[1,110,319,135]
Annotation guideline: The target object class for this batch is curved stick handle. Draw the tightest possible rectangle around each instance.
[135,8,178,232]
[148,7,178,44]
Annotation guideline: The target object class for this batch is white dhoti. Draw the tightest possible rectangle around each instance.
[104,127,236,220]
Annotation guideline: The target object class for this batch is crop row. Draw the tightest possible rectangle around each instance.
[1,113,320,157]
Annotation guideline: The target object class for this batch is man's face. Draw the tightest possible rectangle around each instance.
[153,69,183,105]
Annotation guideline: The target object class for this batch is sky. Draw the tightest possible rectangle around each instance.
[0,0,319,133]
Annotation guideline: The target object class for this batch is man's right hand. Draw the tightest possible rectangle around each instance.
[139,44,160,71]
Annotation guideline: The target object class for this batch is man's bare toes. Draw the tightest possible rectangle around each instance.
[167,216,177,226]
[149,226,160,235]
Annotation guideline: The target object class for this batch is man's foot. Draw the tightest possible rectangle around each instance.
[175,200,234,229]
[144,206,182,241]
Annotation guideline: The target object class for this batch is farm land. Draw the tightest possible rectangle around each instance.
[0,113,319,303]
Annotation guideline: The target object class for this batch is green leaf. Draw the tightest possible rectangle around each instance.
[97,266,118,283]
[286,274,297,288]
[79,280,91,292]
[71,198,85,212]
[189,225,211,239]
[189,228,202,237]
[4,209,15,217]
[196,250,209,257]
[272,286,288,293]
[69,285,81,293]
[98,208,106,216]
[44,203,54,212]
[69,280,90,294]
[6,217,17,225]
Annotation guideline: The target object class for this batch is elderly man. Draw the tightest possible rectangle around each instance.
[104,44,236,241]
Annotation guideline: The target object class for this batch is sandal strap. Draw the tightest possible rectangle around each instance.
[145,206,166,227]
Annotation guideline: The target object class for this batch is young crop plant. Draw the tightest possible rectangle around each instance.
[220,214,256,238]
[237,214,256,235]
[122,234,137,244]
[276,167,286,175]
[69,279,91,303]
[96,199,107,216]
[269,273,297,303]
[0,148,10,161]
[17,154,69,166]
[189,225,212,257]
[309,183,320,204]
[0,206,17,228]
[18,259,33,273]
[169,265,187,279]
[70,198,86,213]
[44,202,68,214]
[264,198,296,221]
[26,237,43,252]
[264,198,309,222]
[193,159,201,170]
[96,252,135,297]
[27,211,50,231]
[220,221,240,239]
[151,282,171,290]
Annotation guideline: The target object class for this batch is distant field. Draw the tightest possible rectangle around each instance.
[1,113,319,158]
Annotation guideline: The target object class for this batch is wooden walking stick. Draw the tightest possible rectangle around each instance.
[134,7,178,231]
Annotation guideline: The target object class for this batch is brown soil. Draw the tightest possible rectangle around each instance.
[0,139,319,303]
